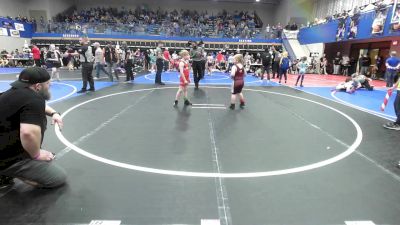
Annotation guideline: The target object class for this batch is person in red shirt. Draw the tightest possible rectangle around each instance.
[230,54,246,110]
[31,45,41,67]
[163,48,171,72]
[174,50,192,107]
[216,51,224,63]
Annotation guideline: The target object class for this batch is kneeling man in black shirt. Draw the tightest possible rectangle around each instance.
[0,67,66,189]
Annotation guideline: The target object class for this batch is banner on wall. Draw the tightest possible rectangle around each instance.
[336,18,346,41]
[347,14,360,39]
[9,29,20,37]
[372,7,389,35]
[1,21,13,29]
[0,28,7,36]
[391,0,400,32]
[14,22,25,31]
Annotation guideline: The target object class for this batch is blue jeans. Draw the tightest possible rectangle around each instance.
[395,91,400,124]
[385,70,397,87]
[95,62,111,79]
[0,159,66,188]
[155,58,163,83]
[106,62,119,81]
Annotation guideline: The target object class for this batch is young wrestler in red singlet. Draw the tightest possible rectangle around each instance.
[174,50,192,107]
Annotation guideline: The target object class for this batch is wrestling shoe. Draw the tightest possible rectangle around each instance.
[383,122,400,130]
[184,100,192,106]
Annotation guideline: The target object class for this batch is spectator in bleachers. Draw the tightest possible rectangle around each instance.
[276,23,283,38]
[47,6,265,39]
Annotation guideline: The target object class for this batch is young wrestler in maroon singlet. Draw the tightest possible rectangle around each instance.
[230,54,246,110]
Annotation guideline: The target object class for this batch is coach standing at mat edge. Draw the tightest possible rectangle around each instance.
[0,67,67,189]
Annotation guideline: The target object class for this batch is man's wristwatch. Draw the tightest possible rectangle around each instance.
[50,112,61,117]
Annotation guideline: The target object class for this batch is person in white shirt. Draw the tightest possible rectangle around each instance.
[171,51,179,71]
[93,42,111,80]
[226,53,235,73]
[206,53,214,75]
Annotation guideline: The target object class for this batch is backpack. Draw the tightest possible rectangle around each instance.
[281,57,290,70]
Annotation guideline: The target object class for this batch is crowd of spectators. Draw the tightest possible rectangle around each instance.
[0,15,38,31]
[36,6,264,39]
[1,15,36,24]
[307,0,394,27]
[0,47,34,67]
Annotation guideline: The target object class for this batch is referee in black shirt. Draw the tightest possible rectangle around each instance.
[0,67,66,189]
[71,37,95,93]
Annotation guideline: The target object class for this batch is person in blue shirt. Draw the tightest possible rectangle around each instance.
[385,51,400,88]
[279,52,290,84]
[295,56,309,87]
[383,51,400,132]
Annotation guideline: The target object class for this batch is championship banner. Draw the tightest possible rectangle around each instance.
[336,18,346,41]
[14,22,25,31]
[391,0,400,32]
[372,7,389,35]
[0,28,7,36]
[1,21,12,29]
[348,14,360,39]
[9,29,20,37]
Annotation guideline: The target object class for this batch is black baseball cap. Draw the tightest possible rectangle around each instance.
[10,67,51,88]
